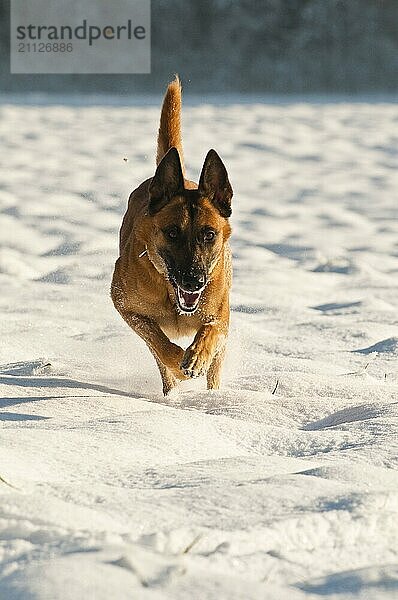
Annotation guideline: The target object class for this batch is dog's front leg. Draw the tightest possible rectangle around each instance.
[181,323,227,382]
[154,355,178,397]
[206,344,226,390]
[119,311,188,385]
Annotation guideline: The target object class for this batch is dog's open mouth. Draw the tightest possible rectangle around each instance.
[174,285,203,314]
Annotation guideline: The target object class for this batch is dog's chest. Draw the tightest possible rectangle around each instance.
[157,310,201,340]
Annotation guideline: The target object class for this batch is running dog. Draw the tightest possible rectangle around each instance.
[111,76,233,395]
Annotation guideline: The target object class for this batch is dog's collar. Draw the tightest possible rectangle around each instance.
[138,247,148,258]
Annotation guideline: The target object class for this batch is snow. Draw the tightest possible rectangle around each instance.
[0,98,398,599]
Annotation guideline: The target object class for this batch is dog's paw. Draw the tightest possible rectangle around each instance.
[181,346,209,378]
[166,345,191,381]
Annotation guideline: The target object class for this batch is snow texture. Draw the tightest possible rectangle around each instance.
[0,99,398,599]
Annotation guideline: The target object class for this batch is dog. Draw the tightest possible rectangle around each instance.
[111,76,233,396]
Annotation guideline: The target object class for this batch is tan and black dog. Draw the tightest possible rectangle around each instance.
[111,76,233,395]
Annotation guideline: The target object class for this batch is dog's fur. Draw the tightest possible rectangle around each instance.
[111,76,233,395]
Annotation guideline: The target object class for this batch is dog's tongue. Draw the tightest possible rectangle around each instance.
[180,289,199,307]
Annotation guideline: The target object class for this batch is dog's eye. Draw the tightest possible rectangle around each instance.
[203,229,216,242]
[165,227,179,240]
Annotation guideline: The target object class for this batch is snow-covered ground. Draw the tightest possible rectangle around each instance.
[0,99,397,599]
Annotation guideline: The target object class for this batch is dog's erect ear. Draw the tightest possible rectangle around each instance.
[198,149,233,218]
[148,147,184,215]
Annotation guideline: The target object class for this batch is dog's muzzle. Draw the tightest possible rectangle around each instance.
[172,273,206,314]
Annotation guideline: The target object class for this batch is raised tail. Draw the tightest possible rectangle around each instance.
[156,75,185,175]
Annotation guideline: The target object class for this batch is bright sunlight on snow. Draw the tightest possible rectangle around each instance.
[0,99,398,599]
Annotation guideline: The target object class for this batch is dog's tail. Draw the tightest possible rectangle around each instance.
[156,75,185,175]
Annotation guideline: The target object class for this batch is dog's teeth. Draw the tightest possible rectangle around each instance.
[175,285,204,314]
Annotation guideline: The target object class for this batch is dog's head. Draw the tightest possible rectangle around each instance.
[144,147,232,314]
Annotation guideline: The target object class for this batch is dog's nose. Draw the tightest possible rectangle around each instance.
[181,273,205,292]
